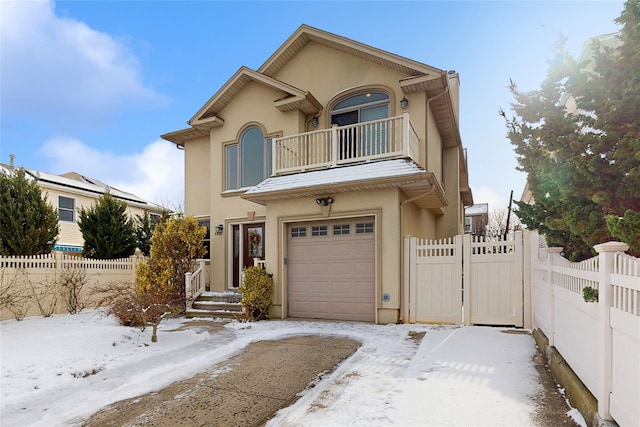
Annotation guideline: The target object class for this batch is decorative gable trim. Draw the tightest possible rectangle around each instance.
[189,66,320,128]
[258,24,443,79]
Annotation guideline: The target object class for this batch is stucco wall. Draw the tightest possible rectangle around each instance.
[184,135,210,217]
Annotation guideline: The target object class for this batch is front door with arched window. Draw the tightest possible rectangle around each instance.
[330,91,389,160]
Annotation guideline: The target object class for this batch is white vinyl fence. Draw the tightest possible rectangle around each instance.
[1,252,139,320]
[530,231,639,427]
[404,231,525,327]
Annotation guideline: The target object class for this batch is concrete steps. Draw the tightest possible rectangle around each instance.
[186,292,243,319]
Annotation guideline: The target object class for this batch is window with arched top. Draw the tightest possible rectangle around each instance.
[330,91,390,160]
[330,91,389,126]
[225,126,272,190]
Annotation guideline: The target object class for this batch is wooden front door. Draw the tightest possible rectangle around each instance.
[232,223,265,288]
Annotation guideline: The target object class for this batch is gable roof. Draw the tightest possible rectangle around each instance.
[189,66,322,129]
[258,24,444,78]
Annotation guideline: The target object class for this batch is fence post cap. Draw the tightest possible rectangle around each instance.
[594,241,629,253]
[546,247,563,254]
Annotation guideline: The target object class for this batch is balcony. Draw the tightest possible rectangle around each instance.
[272,113,420,176]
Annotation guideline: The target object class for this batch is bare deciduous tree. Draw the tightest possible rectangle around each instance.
[486,206,522,240]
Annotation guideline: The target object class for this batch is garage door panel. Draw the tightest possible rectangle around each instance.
[288,217,375,322]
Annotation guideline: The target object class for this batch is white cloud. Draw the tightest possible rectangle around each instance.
[0,0,167,120]
[39,137,184,208]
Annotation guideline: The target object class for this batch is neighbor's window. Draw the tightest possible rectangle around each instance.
[58,196,75,222]
[225,126,273,190]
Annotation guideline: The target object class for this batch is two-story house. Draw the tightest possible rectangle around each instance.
[162,25,473,323]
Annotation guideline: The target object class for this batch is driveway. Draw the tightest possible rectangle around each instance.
[81,321,579,427]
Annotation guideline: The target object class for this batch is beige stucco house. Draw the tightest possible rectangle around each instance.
[162,25,473,324]
[1,161,165,253]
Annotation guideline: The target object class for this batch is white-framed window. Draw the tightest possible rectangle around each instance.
[465,217,472,233]
[225,126,273,190]
[58,196,75,222]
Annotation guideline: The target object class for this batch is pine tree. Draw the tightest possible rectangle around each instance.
[502,0,639,258]
[0,168,59,256]
[78,192,137,259]
[571,0,640,253]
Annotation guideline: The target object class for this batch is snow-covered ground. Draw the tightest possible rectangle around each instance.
[0,310,584,426]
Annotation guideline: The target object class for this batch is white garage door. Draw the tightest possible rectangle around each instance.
[287,217,375,322]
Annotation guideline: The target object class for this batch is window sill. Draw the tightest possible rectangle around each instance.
[220,187,253,198]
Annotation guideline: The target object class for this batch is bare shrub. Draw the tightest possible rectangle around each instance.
[29,277,59,317]
[1,268,32,320]
[58,264,88,315]
[96,282,177,343]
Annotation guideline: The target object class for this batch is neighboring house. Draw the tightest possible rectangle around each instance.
[1,159,165,254]
[464,203,488,236]
[162,25,473,324]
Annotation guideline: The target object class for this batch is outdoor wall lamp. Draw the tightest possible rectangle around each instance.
[311,117,319,127]
[215,224,224,235]
[316,197,334,206]
[400,96,409,109]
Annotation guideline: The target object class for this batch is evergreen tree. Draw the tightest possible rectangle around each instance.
[0,168,59,256]
[502,0,639,258]
[571,0,640,253]
[78,192,137,259]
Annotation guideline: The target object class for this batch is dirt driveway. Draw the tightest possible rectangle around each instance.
[82,333,360,427]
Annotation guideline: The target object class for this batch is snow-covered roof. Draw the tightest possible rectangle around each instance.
[242,159,448,211]
[465,203,488,215]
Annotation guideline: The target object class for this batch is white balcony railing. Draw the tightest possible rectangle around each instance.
[273,112,419,176]
[185,259,206,308]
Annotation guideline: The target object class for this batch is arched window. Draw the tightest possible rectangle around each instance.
[330,91,390,160]
[330,91,389,127]
[225,126,272,190]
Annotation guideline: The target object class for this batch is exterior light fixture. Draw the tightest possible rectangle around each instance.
[315,197,334,206]
[215,224,224,235]
[400,96,409,109]
[311,117,319,127]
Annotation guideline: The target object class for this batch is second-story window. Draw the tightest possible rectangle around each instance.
[58,196,75,222]
[225,126,272,190]
[330,91,390,160]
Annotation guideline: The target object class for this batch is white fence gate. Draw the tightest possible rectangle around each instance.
[404,231,525,327]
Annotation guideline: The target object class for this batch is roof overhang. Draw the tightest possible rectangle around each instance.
[161,127,210,146]
[400,73,460,149]
[258,25,444,79]
[241,160,448,213]
[189,66,321,129]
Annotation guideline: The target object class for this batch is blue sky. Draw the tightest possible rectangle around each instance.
[1,0,624,209]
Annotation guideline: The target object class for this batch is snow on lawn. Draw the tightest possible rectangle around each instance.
[1,310,581,426]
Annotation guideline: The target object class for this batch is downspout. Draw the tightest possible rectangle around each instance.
[398,184,436,323]
[398,74,450,323]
